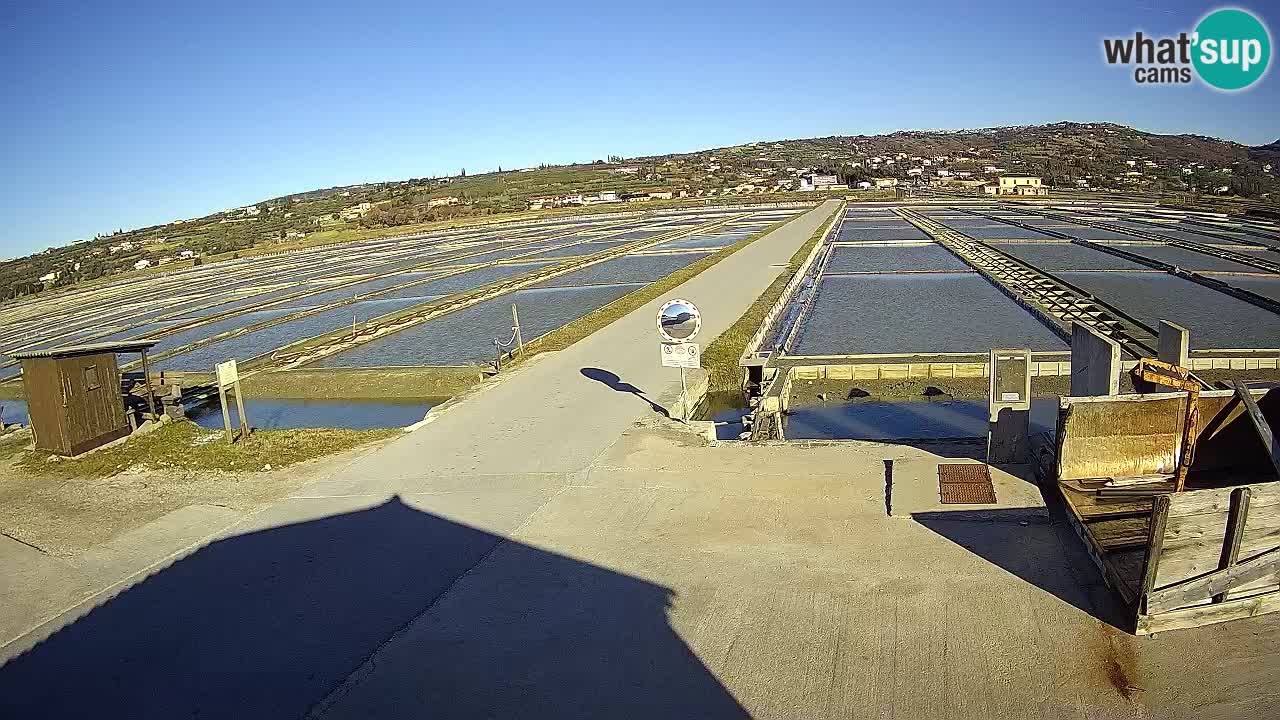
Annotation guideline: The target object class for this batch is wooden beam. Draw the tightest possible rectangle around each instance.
[1215,487,1252,604]
[1231,381,1280,479]
[1138,589,1280,635]
[1147,545,1280,614]
[1138,494,1171,615]
[140,349,157,420]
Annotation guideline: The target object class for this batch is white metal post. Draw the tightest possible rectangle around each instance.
[679,366,688,423]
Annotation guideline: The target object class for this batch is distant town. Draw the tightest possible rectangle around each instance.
[3,121,1276,301]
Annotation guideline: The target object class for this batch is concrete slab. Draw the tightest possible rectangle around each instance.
[888,455,1048,521]
[1,504,243,658]
[314,436,1266,720]
[1159,320,1190,368]
[1071,323,1121,396]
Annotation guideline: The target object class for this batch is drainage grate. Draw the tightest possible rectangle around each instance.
[939,464,997,504]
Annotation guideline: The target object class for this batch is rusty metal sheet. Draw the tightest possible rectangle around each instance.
[938,463,991,484]
[940,483,998,504]
[939,464,996,504]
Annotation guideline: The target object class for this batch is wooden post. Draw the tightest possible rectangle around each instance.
[1138,494,1171,616]
[140,349,157,420]
[1231,381,1280,478]
[218,384,233,444]
[233,379,250,441]
[1214,487,1252,604]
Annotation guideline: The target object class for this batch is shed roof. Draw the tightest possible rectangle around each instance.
[11,340,159,360]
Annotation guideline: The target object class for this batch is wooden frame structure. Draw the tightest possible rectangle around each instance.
[1049,387,1280,634]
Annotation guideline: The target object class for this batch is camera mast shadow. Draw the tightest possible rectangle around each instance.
[581,367,670,418]
[0,497,748,719]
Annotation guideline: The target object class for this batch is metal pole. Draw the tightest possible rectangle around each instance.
[494,339,502,372]
[679,366,688,423]
[512,304,524,356]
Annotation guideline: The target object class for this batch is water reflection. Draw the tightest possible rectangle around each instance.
[784,397,1057,441]
[188,397,438,431]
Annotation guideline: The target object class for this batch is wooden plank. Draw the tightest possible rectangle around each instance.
[1138,495,1171,614]
[233,380,250,441]
[1147,545,1280,613]
[218,385,233,444]
[1138,583,1280,634]
[1165,503,1280,545]
[1165,481,1280,517]
[1215,487,1252,603]
[1231,381,1280,478]
[1103,548,1145,605]
[1085,516,1151,550]
[1158,531,1280,589]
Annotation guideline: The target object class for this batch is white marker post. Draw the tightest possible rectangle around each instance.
[215,359,250,444]
[657,298,702,422]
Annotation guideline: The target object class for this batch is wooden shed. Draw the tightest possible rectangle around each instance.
[12,340,158,457]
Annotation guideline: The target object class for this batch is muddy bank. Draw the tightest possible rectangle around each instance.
[787,375,1074,404]
[239,367,483,399]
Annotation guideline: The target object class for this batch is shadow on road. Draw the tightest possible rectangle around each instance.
[911,507,1130,631]
[580,367,670,418]
[0,497,747,719]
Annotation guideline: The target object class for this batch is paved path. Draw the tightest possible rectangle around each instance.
[309,199,840,488]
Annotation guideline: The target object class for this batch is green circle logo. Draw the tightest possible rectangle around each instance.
[1193,8,1271,90]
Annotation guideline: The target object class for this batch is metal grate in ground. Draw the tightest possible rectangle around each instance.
[938,463,997,504]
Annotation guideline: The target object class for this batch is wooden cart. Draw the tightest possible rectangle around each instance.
[1047,386,1280,634]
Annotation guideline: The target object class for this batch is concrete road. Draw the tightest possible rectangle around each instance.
[4,196,1278,719]
[306,200,841,487]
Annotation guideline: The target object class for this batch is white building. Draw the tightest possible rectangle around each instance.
[134,259,152,270]
[797,174,838,192]
[990,175,1048,196]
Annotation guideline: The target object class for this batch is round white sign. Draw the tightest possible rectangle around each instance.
[657,298,701,343]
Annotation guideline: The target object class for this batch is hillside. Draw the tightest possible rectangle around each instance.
[3,121,1277,302]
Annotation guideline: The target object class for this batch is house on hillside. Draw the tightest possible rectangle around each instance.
[340,202,374,220]
[990,175,1048,196]
[797,174,838,192]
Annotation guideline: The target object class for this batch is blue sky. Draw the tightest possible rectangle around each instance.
[1,0,1277,256]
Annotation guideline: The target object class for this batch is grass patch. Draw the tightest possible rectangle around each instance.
[701,206,840,392]
[522,212,807,357]
[240,367,476,399]
[14,421,397,480]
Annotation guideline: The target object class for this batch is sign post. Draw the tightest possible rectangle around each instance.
[215,359,250,444]
[657,299,703,422]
